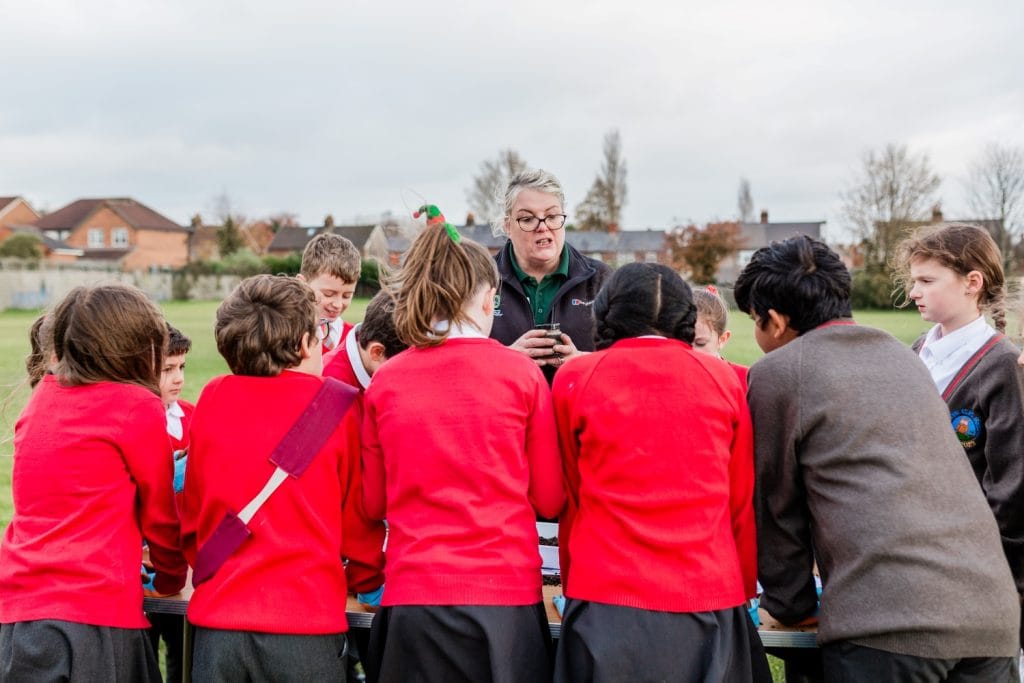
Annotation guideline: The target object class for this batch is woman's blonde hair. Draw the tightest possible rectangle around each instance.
[50,283,167,394]
[386,224,499,348]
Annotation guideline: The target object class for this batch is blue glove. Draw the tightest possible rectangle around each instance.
[141,565,156,592]
[552,594,566,617]
[747,598,760,627]
[357,585,384,608]
[172,454,187,494]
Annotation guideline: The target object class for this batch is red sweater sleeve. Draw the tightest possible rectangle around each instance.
[339,408,386,593]
[552,360,585,592]
[124,400,188,595]
[525,372,565,520]
[729,389,759,599]
[360,391,387,521]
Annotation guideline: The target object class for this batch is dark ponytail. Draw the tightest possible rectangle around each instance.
[593,263,696,350]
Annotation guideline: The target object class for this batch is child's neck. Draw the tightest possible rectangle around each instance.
[939,310,983,338]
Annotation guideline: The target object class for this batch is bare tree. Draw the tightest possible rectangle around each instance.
[737,178,754,223]
[575,129,628,231]
[965,143,1024,272]
[841,143,941,270]
[466,149,528,225]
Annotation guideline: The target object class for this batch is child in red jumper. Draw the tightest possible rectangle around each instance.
[323,289,408,394]
[692,284,749,386]
[362,207,564,683]
[146,323,194,683]
[0,283,188,682]
[298,232,361,354]
[551,263,770,683]
[179,274,385,681]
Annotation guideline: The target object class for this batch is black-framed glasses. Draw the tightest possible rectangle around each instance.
[515,214,567,232]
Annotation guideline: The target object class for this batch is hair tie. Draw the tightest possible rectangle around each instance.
[705,285,718,296]
[414,204,461,244]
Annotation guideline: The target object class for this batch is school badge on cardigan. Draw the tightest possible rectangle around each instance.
[950,409,981,449]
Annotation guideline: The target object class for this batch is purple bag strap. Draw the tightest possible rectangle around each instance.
[193,378,358,586]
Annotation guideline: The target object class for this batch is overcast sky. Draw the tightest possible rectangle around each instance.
[2,0,1022,240]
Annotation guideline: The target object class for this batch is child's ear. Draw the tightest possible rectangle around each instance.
[718,329,732,348]
[366,341,387,363]
[299,331,315,360]
[965,270,984,297]
[296,273,306,282]
[767,309,796,341]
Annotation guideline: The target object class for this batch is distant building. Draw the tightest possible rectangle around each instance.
[0,196,41,240]
[716,210,826,283]
[267,218,390,262]
[33,198,191,270]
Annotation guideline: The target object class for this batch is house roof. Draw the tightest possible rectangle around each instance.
[738,221,825,249]
[457,224,508,249]
[8,225,72,252]
[566,229,667,253]
[267,224,379,253]
[0,197,20,212]
[34,198,188,233]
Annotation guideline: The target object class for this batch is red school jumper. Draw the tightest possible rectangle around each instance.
[0,376,188,627]
[552,337,757,612]
[361,336,564,607]
[179,371,385,634]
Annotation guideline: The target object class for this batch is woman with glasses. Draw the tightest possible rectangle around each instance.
[491,169,612,383]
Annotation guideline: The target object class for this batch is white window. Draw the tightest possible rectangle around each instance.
[645,251,658,263]
[615,252,633,267]
[87,229,104,248]
[737,249,756,268]
[112,227,129,247]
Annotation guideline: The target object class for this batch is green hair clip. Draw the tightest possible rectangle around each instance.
[414,204,461,244]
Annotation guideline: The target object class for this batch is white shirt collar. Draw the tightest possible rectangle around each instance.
[166,400,184,440]
[345,322,372,390]
[321,318,342,349]
[919,315,995,393]
[431,320,489,339]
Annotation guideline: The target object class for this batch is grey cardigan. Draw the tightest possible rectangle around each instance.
[749,322,1019,658]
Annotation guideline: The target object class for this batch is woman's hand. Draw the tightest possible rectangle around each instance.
[544,333,586,369]
[509,329,559,366]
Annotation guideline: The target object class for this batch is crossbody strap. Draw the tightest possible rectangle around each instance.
[193,377,359,585]
[941,333,1003,402]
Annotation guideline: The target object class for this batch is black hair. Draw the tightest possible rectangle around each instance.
[593,263,696,349]
[166,323,192,357]
[359,290,408,359]
[734,235,852,333]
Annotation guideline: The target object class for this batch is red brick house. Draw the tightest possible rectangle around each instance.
[0,196,41,241]
[34,198,192,269]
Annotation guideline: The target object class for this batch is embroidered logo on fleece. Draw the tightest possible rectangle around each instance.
[950,408,981,449]
[570,298,594,306]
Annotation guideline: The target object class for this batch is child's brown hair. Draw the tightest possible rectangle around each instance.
[216,274,318,376]
[166,324,192,357]
[300,233,361,283]
[359,291,408,359]
[692,286,729,336]
[50,284,167,394]
[386,224,498,348]
[26,314,53,388]
[893,223,1007,332]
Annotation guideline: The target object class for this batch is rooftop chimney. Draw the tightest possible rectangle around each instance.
[607,221,620,234]
[323,214,335,229]
[760,210,769,224]
[931,204,943,223]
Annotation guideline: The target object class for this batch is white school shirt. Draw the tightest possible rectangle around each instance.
[918,315,996,394]
[344,322,372,390]
[165,401,185,440]
[321,318,343,351]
